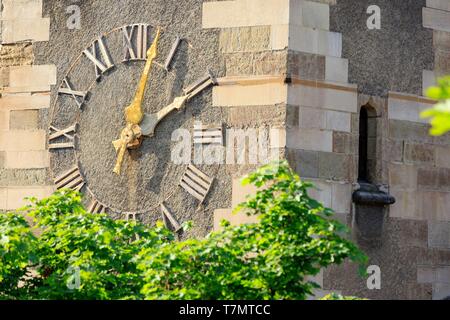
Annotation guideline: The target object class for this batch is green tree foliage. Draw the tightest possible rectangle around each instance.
[138,161,367,299]
[421,76,450,136]
[0,161,366,300]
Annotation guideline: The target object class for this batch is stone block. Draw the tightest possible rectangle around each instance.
[332,131,356,155]
[288,25,342,57]
[427,0,450,12]
[253,51,287,76]
[228,105,286,127]
[325,110,351,132]
[301,0,330,30]
[219,26,271,53]
[388,120,433,144]
[318,152,352,181]
[286,148,319,178]
[286,128,333,152]
[0,43,34,67]
[389,190,422,220]
[420,191,450,221]
[331,182,352,214]
[0,94,50,110]
[436,146,450,168]
[299,107,326,129]
[433,283,450,300]
[4,150,49,169]
[0,130,46,151]
[417,266,436,284]
[1,0,43,20]
[202,0,290,29]
[389,164,418,191]
[269,127,286,148]
[286,105,299,127]
[287,52,325,80]
[288,84,357,113]
[435,49,450,74]
[383,139,404,162]
[423,7,450,32]
[213,208,259,231]
[9,65,56,90]
[325,56,348,83]
[388,97,431,124]
[213,82,287,107]
[433,30,450,51]
[404,143,435,164]
[2,18,50,44]
[0,185,54,210]
[428,221,450,249]
[9,110,39,130]
[422,70,436,96]
[438,168,450,191]
[231,177,259,208]
[306,178,332,208]
[0,111,9,131]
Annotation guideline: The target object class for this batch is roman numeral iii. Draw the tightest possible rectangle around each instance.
[48,123,78,150]
[122,24,150,61]
[179,164,213,204]
[54,166,85,192]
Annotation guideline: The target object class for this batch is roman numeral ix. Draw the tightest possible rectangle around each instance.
[48,123,77,150]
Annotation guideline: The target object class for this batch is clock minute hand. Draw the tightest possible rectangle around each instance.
[125,27,161,125]
[140,71,217,137]
[140,95,188,137]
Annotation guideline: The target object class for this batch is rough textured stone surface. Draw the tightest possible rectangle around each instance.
[225,51,287,76]
[324,218,434,300]
[219,26,271,53]
[0,43,34,68]
[287,51,325,80]
[330,0,433,96]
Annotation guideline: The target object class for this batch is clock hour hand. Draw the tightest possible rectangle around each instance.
[140,71,217,137]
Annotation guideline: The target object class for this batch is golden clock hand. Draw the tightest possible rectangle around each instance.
[125,27,161,125]
[112,124,142,175]
[139,71,217,137]
[140,95,189,137]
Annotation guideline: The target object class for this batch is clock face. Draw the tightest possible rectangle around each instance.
[49,23,227,236]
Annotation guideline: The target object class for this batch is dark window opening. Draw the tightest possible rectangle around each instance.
[358,107,369,182]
